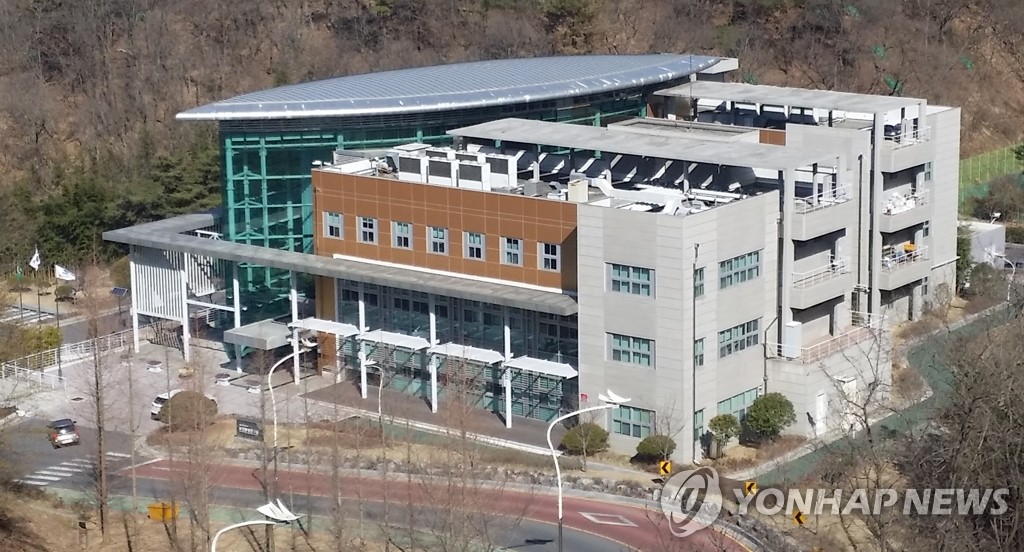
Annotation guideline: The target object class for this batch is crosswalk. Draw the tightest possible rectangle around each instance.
[15,452,130,487]
[0,306,54,325]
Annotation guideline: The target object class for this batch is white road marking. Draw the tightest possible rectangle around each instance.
[35,470,75,477]
[21,474,62,482]
[43,466,80,473]
[14,479,49,486]
[62,459,95,468]
[105,452,132,459]
[578,512,638,527]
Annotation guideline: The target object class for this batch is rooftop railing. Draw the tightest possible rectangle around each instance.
[794,186,851,214]
[767,311,885,364]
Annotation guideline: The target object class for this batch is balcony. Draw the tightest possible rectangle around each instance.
[879,126,934,173]
[791,187,856,241]
[878,189,929,233]
[768,311,886,364]
[879,244,930,290]
[791,256,854,309]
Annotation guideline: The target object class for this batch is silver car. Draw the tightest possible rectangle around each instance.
[47,419,80,448]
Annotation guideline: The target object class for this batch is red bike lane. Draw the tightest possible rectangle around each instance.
[127,459,750,551]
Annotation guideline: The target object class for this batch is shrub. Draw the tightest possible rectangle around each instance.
[23,326,61,354]
[158,391,217,432]
[54,285,75,302]
[635,435,676,462]
[746,392,797,441]
[109,256,131,290]
[708,414,741,444]
[559,422,609,456]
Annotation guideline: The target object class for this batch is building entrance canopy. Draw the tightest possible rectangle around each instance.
[223,319,291,350]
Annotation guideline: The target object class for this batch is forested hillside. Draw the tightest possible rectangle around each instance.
[1,0,1023,265]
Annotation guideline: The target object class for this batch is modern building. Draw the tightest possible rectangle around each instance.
[105,56,961,464]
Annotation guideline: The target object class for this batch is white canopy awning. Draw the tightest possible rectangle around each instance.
[429,343,505,365]
[504,356,578,379]
[359,329,430,351]
[290,318,360,338]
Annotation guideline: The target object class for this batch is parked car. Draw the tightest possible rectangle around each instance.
[151,389,184,420]
[47,419,80,448]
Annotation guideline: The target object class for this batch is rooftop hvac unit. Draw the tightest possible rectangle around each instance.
[397,155,426,183]
[484,153,517,189]
[568,179,589,203]
[393,143,430,155]
[456,152,485,165]
[781,321,803,359]
[457,161,490,191]
[427,158,456,187]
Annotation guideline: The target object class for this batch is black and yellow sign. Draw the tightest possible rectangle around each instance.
[793,510,807,526]
[743,480,758,496]
[658,460,672,475]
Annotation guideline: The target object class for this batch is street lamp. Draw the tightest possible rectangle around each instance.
[210,500,300,552]
[994,253,1016,302]
[545,390,631,552]
[269,332,316,451]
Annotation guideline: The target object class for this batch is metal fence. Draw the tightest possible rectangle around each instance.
[959,144,1021,208]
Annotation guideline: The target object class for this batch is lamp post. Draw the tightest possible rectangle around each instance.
[994,253,1015,303]
[210,500,300,552]
[545,390,630,552]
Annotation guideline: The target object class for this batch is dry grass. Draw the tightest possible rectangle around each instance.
[712,435,808,475]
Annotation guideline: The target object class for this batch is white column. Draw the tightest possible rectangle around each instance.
[358,341,368,399]
[428,295,437,346]
[128,246,140,354]
[180,253,191,362]
[334,333,342,384]
[502,307,512,360]
[290,272,300,382]
[503,368,512,429]
[232,262,242,373]
[429,355,439,413]
[357,282,367,331]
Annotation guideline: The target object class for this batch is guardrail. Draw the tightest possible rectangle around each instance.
[881,245,929,272]
[881,189,928,216]
[794,187,851,214]
[767,311,886,363]
[793,256,850,289]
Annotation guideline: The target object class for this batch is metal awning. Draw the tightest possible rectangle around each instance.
[429,343,505,365]
[290,318,360,338]
[223,319,291,350]
[359,330,430,351]
[504,356,578,379]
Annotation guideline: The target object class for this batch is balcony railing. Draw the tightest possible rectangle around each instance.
[883,125,930,149]
[881,189,928,216]
[794,186,851,214]
[881,245,929,272]
[767,311,885,363]
[793,256,851,289]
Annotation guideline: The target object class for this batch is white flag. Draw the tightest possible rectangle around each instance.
[54,264,76,281]
[29,247,40,271]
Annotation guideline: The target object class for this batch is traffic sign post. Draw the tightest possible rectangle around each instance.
[658,460,672,476]
[793,510,807,526]
[743,480,758,496]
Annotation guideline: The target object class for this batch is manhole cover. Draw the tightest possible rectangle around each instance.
[70,397,85,402]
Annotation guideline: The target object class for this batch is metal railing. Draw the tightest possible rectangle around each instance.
[794,186,851,214]
[793,256,851,289]
[881,245,929,273]
[881,189,928,216]
[883,126,930,149]
[767,311,885,363]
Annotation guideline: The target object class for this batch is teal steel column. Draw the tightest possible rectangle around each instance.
[259,136,271,286]
[594,111,602,127]
[223,137,237,243]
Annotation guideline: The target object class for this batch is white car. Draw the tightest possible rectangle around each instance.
[151,389,184,419]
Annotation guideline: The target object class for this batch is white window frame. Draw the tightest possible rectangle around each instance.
[464,231,485,260]
[608,263,654,297]
[539,242,560,271]
[718,319,760,358]
[429,227,448,255]
[358,216,377,244]
[719,251,761,289]
[502,237,523,266]
[694,266,705,297]
[393,221,412,249]
[612,405,654,438]
[324,212,343,239]
[694,338,705,368]
[608,333,654,367]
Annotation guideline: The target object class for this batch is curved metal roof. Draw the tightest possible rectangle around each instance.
[177,54,720,121]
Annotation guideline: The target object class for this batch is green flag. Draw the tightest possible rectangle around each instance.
[15,263,22,282]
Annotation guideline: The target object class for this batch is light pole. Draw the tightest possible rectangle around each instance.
[545,390,631,552]
[210,500,299,552]
[270,330,315,451]
[994,253,1016,302]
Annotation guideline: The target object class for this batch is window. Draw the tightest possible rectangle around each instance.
[358,217,377,244]
[923,220,930,237]
[718,319,760,358]
[717,388,759,421]
[464,232,485,260]
[608,264,654,296]
[609,333,653,367]
[693,409,705,443]
[430,227,448,254]
[719,251,761,289]
[392,221,412,249]
[694,338,705,368]
[924,162,933,182]
[540,242,560,271]
[922,276,929,296]
[324,212,343,239]
[613,405,653,438]
[694,267,705,297]
[502,237,523,266]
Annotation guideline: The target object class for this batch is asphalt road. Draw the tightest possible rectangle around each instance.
[60,310,130,344]
[1,417,136,488]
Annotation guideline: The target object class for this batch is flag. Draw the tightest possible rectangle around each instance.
[54,264,76,281]
[29,247,40,271]
[15,264,22,283]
